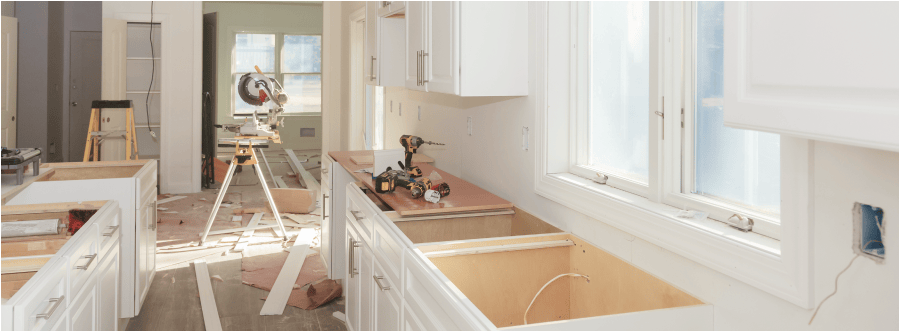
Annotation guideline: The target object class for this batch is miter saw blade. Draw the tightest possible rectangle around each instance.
[237,72,274,106]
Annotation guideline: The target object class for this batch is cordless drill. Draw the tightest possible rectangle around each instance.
[399,135,444,177]
[374,167,434,199]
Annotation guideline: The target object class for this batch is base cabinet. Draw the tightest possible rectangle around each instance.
[373,260,400,331]
[98,245,120,331]
[69,278,98,331]
[345,221,361,331]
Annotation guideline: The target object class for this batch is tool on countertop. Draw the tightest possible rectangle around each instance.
[399,135,444,177]
[1,147,41,185]
[374,167,450,201]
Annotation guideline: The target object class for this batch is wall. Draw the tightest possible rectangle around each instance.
[14,2,48,154]
[1,2,14,17]
[46,2,63,162]
[60,1,101,162]
[339,8,900,331]
[202,1,323,155]
[103,1,202,194]
[322,1,364,155]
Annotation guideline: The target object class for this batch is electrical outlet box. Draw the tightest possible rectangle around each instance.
[854,202,885,263]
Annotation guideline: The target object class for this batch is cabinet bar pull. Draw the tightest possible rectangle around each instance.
[373,275,391,291]
[76,254,97,270]
[421,52,429,84]
[350,210,364,221]
[416,51,422,86]
[103,225,120,237]
[350,240,361,277]
[322,168,329,174]
[36,296,64,319]
[371,56,377,81]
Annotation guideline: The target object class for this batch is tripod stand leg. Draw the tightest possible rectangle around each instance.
[253,163,289,241]
[198,159,238,245]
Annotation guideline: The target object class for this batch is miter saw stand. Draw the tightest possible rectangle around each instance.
[197,133,289,245]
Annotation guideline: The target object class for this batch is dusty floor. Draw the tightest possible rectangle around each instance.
[125,151,347,331]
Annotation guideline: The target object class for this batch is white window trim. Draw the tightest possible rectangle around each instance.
[534,2,813,308]
[228,26,322,117]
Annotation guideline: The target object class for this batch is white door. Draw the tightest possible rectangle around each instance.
[69,279,99,331]
[98,250,120,331]
[425,1,458,94]
[1,16,17,148]
[373,260,400,331]
[365,2,378,85]
[405,2,426,91]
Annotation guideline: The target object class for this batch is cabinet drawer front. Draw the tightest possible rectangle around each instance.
[18,263,66,331]
[98,211,121,257]
[67,224,100,295]
[135,160,158,205]
[347,187,375,242]
[373,221,402,284]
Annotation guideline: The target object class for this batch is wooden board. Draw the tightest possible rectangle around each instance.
[233,213,262,252]
[260,236,311,315]
[329,151,514,216]
[1,256,51,274]
[212,158,230,184]
[40,159,149,168]
[350,153,434,165]
[1,279,30,299]
[2,238,68,258]
[285,149,320,195]
[393,207,562,244]
[37,165,143,181]
[270,188,316,214]
[0,169,55,204]
[193,259,223,330]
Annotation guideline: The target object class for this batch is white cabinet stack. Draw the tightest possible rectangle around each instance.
[366,1,529,96]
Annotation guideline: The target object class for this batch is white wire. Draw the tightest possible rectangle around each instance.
[523,273,590,325]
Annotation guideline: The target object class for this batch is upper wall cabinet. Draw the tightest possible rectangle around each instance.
[724,2,899,151]
[377,1,406,18]
[366,2,406,87]
[406,2,528,96]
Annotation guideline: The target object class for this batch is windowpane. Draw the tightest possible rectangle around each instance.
[694,2,780,214]
[283,74,321,113]
[283,35,322,73]
[588,2,650,183]
[235,34,275,72]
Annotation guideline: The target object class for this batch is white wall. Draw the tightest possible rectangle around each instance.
[202,2,323,154]
[323,1,364,155]
[335,7,900,331]
[103,1,202,194]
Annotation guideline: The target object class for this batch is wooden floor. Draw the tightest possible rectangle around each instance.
[126,151,345,331]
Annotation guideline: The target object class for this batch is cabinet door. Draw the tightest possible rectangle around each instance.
[372,260,400,331]
[723,2,899,151]
[98,248,119,331]
[136,196,156,311]
[69,278,98,331]
[345,223,360,331]
[405,2,426,90]
[425,1,458,94]
[321,185,332,278]
[365,2,379,85]
[359,243,374,331]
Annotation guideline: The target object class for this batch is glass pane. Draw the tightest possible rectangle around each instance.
[694,2,780,214]
[127,23,161,58]
[234,34,275,73]
[588,2,650,183]
[234,74,271,114]
[283,74,322,113]
[283,35,322,73]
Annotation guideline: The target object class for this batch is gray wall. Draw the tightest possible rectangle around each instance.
[47,2,63,161]
[61,1,101,161]
[15,1,49,153]
[1,2,14,17]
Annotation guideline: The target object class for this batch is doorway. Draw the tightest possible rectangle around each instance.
[67,31,102,161]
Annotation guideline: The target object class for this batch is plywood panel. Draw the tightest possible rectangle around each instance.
[395,214,513,244]
[417,234,571,254]
[1,238,67,257]
[270,188,316,214]
[38,165,142,181]
[510,208,563,236]
[568,236,703,320]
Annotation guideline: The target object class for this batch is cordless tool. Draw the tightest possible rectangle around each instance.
[399,135,444,177]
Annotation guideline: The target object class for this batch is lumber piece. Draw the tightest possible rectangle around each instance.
[0,219,60,238]
[284,149,320,195]
[1,255,53,274]
[274,176,289,189]
[270,188,316,214]
[197,224,283,237]
[193,259,223,330]
[157,196,187,205]
[259,230,313,315]
[233,213,263,252]
[423,239,574,258]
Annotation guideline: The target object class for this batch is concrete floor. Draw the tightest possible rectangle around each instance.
[125,151,345,331]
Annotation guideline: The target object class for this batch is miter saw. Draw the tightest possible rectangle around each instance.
[217,65,287,142]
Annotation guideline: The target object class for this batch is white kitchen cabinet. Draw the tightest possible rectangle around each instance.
[372,259,401,331]
[345,221,362,331]
[724,2,899,152]
[367,2,406,87]
[406,1,528,96]
[97,242,120,331]
[358,238,375,331]
[2,160,158,318]
[69,275,98,331]
[327,159,354,282]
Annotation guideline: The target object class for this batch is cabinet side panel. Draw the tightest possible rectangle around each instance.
[459,2,529,96]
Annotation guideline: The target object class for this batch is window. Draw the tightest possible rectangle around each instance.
[232,33,321,115]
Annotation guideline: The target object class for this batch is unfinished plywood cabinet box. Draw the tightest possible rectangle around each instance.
[1,160,157,319]
[1,201,122,331]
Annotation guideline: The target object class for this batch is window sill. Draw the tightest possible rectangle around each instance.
[534,171,813,308]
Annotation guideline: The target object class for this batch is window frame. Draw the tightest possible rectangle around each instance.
[230,30,323,117]
[536,1,813,309]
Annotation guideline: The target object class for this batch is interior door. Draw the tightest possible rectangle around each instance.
[1,16,17,148]
[405,2,426,90]
[69,32,103,161]
[365,2,378,85]
[425,1,458,94]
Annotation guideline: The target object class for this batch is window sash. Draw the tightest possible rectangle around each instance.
[568,1,780,239]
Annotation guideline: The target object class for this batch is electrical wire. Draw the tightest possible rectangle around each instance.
[523,273,590,325]
[146,1,156,137]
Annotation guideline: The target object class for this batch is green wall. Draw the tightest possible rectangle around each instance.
[203,1,323,154]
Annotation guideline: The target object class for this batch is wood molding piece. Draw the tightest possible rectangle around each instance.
[157,196,187,205]
[233,213,262,253]
[0,255,52,274]
[196,224,282,237]
[388,209,515,222]
[193,259,223,330]
[260,235,311,315]
[423,240,574,258]
[0,201,107,216]
[285,149,320,196]
[274,176,289,189]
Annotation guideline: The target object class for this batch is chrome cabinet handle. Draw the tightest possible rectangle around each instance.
[350,240,361,277]
[416,51,421,86]
[371,56,377,81]
[422,52,429,84]
[76,254,97,270]
[36,296,65,319]
[102,225,120,237]
[323,168,329,174]
[350,210,364,220]
[373,275,391,291]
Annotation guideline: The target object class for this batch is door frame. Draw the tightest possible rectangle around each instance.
[349,8,366,151]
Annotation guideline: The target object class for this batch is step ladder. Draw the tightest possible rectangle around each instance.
[83,100,139,162]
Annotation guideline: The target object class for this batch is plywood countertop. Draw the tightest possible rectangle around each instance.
[329,151,513,216]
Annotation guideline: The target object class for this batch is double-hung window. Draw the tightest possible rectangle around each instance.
[232,33,322,115]
[539,2,811,307]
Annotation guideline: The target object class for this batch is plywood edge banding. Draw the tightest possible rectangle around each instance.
[424,240,574,258]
